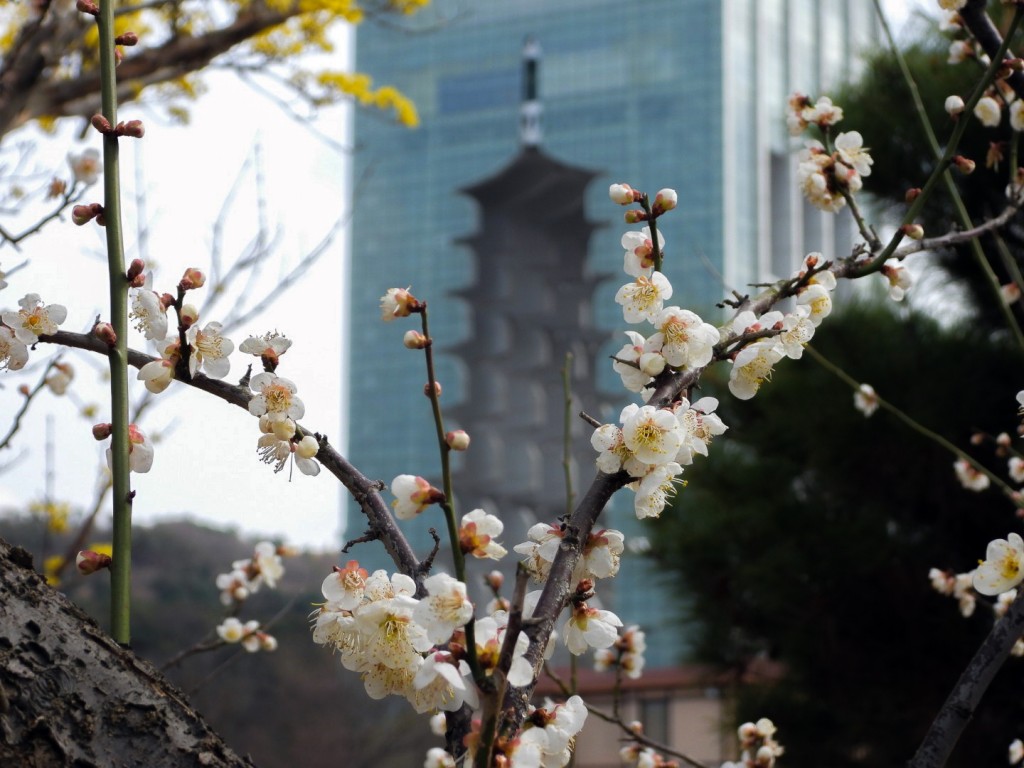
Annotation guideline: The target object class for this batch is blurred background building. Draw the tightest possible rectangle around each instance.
[345,2,877,761]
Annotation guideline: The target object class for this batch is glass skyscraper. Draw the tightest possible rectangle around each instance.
[346,0,878,669]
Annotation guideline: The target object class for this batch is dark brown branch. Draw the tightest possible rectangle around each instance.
[909,589,1024,767]
[959,0,1024,101]
[41,330,422,580]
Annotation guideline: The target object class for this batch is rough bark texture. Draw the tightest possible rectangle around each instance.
[0,538,256,768]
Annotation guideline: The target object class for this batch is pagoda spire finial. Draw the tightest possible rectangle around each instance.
[520,36,542,148]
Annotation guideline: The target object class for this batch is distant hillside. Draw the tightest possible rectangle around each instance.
[0,517,435,768]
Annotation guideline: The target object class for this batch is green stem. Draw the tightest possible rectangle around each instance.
[875,0,1024,352]
[562,352,575,519]
[97,0,133,646]
[418,308,483,685]
[805,345,1016,499]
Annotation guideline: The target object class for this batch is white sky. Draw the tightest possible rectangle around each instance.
[0,2,931,551]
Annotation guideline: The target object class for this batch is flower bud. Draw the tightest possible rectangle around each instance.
[72,204,101,226]
[90,114,112,133]
[159,293,175,311]
[403,330,429,349]
[179,267,205,290]
[446,429,471,451]
[18,384,30,396]
[425,381,442,398]
[179,304,199,328]
[296,435,319,459]
[259,633,278,652]
[608,183,636,205]
[126,258,145,282]
[92,322,117,346]
[804,252,820,269]
[272,418,297,441]
[623,209,648,224]
[901,223,925,240]
[119,120,145,138]
[485,570,504,591]
[76,0,99,14]
[904,187,921,203]
[1001,282,1021,306]
[76,550,112,575]
[653,187,677,214]
[952,155,976,174]
[92,423,112,440]
[115,31,139,46]
[944,95,965,117]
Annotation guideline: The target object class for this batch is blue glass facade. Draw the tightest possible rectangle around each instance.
[347,0,876,669]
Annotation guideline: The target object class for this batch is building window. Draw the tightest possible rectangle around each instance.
[640,697,669,746]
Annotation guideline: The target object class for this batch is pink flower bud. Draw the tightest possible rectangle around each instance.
[403,330,429,349]
[608,183,636,205]
[446,429,471,451]
[76,550,112,575]
[117,120,145,138]
[92,322,117,346]
[905,187,921,203]
[92,423,112,440]
[425,381,442,398]
[952,155,976,174]
[901,223,925,240]
[159,293,175,311]
[115,31,139,46]
[485,570,504,591]
[18,384,30,396]
[72,204,99,226]
[179,267,205,290]
[623,209,648,224]
[76,0,99,15]
[179,304,199,328]
[90,114,112,133]
[653,187,678,214]
[114,48,123,67]
[126,258,145,282]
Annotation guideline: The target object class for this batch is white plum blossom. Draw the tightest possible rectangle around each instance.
[674,397,728,465]
[322,560,369,610]
[564,604,623,655]
[410,651,478,713]
[1011,101,1024,132]
[614,271,673,324]
[954,458,990,491]
[620,403,683,465]
[424,747,456,768]
[1010,457,1024,485]
[2,294,67,343]
[621,226,663,277]
[186,322,233,378]
[609,183,636,205]
[948,39,972,65]
[239,331,292,367]
[459,508,507,560]
[474,613,534,686]
[591,423,634,475]
[0,326,29,370]
[975,95,1002,127]
[796,283,833,326]
[649,307,718,369]
[390,474,443,519]
[248,372,304,423]
[579,528,625,580]
[882,261,913,301]
[632,461,683,519]
[973,533,1024,596]
[105,424,154,474]
[380,287,420,321]
[729,339,785,400]
[515,523,563,582]
[412,573,474,645]
[1011,738,1024,766]
[129,278,168,340]
[68,148,102,185]
[787,94,843,135]
[294,434,321,476]
[776,308,816,359]
[217,617,262,651]
[612,331,654,393]
[945,95,965,116]
[834,131,873,177]
[518,696,588,767]
[854,384,880,417]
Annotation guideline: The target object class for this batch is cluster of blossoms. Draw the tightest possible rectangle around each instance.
[312,565,484,713]
[721,719,785,768]
[788,94,873,214]
[215,541,289,606]
[0,293,68,371]
[128,265,320,478]
[216,617,277,653]
[930,533,1024,654]
[593,623,645,679]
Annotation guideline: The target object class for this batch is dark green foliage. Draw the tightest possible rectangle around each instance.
[649,303,1024,767]
[835,28,1024,330]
